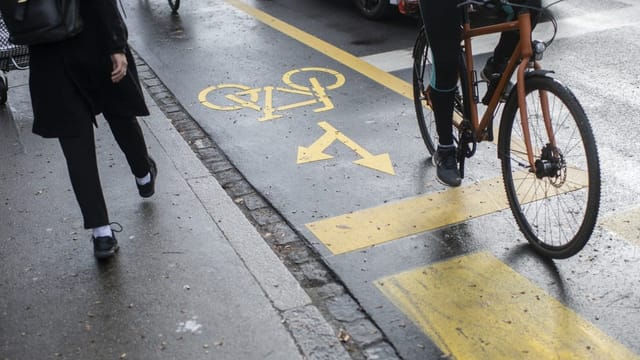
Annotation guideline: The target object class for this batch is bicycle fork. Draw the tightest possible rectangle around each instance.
[515,13,559,176]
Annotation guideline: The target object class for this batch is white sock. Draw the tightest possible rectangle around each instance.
[92,225,112,238]
[136,172,151,185]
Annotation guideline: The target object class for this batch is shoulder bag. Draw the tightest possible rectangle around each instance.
[0,0,83,46]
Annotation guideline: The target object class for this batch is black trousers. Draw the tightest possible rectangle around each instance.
[58,113,150,229]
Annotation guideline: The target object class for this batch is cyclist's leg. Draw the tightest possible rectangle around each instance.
[482,0,541,103]
[488,0,542,69]
[419,0,460,146]
[419,0,463,186]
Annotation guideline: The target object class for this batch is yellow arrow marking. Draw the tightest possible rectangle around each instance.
[297,124,336,163]
[297,121,395,175]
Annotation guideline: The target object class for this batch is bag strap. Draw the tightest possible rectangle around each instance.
[14,0,27,22]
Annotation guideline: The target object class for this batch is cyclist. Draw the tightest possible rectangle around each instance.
[418,0,540,186]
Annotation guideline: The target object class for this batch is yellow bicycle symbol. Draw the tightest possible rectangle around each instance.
[198,67,346,121]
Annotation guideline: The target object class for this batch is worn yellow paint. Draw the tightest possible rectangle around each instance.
[306,169,588,255]
[600,207,640,246]
[199,67,344,120]
[198,84,256,111]
[224,0,413,100]
[376,252,639,360]
[281,67,346,92]
[297,121,395,175]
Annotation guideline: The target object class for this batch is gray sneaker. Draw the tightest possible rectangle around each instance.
[432,146,462,187]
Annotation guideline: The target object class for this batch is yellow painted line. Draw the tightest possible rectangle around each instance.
[600,207,640,246]
[376,252,639,359]
[224,0,413,100]
[306,169,588,255]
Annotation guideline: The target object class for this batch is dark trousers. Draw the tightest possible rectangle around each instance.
[58,113,150,229]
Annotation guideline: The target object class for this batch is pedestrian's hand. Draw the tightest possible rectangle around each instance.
[111,53,128,83]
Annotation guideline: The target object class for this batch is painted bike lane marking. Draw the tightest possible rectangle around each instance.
[376,252,639,360]
[197,67,394,175]
[307,168,588,255]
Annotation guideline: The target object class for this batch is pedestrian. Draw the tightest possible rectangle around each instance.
[25,0,156,259]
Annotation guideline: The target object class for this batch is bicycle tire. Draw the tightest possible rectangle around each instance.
[498,75,600,259]
[353,0,393,20]
[413,28,467,156]
[412,29,437,154]
[168,0,180,12]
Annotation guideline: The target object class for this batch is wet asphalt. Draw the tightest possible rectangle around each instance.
[0,69,351,359]
[3,0,640,359]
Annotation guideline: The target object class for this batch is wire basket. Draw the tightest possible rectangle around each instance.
[0,16,29,72]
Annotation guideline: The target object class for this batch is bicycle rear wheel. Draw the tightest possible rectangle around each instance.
[168,0,180,12]
[412,28,466,155]
[498,76,600,259]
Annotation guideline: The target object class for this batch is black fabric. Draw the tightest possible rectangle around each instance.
[105,112,150,178]
[58,113,151,229]
[0,0,83,45]
[28,0,148,138]
[420,0,460,92]
[429,88,456,146]
[58,120,109,229]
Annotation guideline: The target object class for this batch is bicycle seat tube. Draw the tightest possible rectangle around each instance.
[459,4,521,140]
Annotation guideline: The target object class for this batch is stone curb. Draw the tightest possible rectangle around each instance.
[132,52,402,360]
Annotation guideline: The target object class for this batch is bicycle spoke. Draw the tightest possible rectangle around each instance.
[499,76,600,258]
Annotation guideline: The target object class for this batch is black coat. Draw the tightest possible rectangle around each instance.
[28,0,149,138]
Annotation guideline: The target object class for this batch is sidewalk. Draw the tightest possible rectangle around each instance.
[0,70,350,359]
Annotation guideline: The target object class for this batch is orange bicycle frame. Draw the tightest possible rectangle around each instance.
[460,7,555,170]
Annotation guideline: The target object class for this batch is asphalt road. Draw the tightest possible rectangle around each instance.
[123,0,640,358]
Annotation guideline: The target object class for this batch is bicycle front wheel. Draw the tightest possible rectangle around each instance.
[168,0,180,12]
[498,76,600,259]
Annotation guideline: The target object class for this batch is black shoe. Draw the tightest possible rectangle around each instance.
[137,157,157,198]
[432,146,462,187]
[481,56,506,82]
[481,57,512,105]
[92,234,119,259]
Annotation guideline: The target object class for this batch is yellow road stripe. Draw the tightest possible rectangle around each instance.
[600,207,640,246]
[224,0,413,100]
[306,169,587,255]
[376,252,639,359]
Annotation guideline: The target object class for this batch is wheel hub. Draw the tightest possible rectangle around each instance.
[535,143,566,186]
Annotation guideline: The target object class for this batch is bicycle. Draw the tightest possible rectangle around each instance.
[412,0,601,259]
[168,0,180,13]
